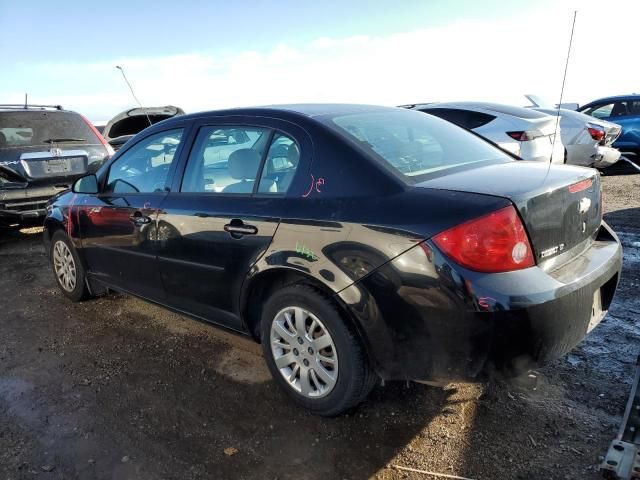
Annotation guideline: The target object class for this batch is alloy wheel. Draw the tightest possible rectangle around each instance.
[270,306,338,398]
[53,240,77,292]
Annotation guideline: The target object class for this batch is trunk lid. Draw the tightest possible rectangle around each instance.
[103,106,185,147]
[0,144,107,186]
[417,161,602,266]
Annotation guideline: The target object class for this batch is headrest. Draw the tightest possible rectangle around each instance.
[228,148,261,180]
[287,143,300,166]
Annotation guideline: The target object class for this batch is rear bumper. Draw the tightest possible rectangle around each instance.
[0,185,69,224]
[592,145,621,168]
[343,222,622,382]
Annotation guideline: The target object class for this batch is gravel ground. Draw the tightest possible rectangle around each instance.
[0,164,638,480]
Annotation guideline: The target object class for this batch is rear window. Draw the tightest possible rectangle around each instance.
[0,111,101,148]
[422,108,496,130]
[480,104,548,120]
[325,109,511,181]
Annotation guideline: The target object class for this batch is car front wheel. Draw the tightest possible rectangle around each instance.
[50,230,91,302]
[261,284,377,416]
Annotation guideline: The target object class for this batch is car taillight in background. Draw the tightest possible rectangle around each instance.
[506,130,543,141]
[432,205,535,273]
[81,114,115,156]
[587,124,606,145]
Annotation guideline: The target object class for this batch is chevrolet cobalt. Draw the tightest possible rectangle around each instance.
[44,105,622,416]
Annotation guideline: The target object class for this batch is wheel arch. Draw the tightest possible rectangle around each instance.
[43,210,67,246]
[240,267,371,350]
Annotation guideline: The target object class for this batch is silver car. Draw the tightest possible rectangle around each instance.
[401,102,565,163]
[525,97,622,168]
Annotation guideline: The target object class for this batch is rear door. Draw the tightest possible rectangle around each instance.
[155,118,308,329]
[80,128,186,301]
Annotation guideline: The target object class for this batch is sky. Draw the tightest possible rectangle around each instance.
[1,0,639,122]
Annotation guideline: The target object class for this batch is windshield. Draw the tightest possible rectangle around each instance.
[0,111,101,149]
[325,109,512,182]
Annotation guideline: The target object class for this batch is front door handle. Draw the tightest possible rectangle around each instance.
[224,220,258,237]
[130,211,151,226]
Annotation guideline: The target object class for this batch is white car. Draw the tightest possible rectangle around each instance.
[401,102,565,163]
[525,96,622,168]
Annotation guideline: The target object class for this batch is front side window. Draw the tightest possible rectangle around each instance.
[181,126,271,193]
[323,109,510,181]
[106,129,183,194]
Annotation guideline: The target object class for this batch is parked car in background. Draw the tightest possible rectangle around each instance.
[578,94,640,154]
[402,102,565,163]
[102,105,184,151]
[526,99,621,168]
[44,104,621,416]
[0,104,113,227]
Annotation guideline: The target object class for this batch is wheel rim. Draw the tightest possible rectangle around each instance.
[53,240,77,292]
[270,306,338,399]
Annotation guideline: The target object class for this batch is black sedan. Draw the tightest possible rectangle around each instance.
[43,104,622,416]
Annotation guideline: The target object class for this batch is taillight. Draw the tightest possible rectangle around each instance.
[587,124,606,144]
[81,114,115,156]
[506,130,542,141]
[432,206,535,273]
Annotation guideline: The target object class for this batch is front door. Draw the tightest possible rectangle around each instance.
[155,124,304,329]
[80,128,186,301]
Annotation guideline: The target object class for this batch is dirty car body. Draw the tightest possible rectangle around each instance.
[44,104,622,399]
[0,105,112,226]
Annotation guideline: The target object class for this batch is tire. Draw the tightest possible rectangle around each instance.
[50,230,91,302]
[261,283,377,416]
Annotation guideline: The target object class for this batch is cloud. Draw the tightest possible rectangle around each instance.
[3,0,639,122]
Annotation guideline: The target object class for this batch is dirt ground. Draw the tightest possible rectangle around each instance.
[1,163,639,480]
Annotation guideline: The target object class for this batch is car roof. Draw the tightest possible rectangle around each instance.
[583,94,640,105]
[168,103,398,123]
[0,105,70,113]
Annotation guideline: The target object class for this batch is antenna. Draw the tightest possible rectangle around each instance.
[115,65,152,127]
[550,10,577,166]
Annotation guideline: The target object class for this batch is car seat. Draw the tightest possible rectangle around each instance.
[223,148,276,193]
[611,102,629,117]
[277,144,300,192]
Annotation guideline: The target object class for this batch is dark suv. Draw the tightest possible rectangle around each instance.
[0,104,113,227]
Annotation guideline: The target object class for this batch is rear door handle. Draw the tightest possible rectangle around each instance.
[224,221,258,236]
[130,212,151,226]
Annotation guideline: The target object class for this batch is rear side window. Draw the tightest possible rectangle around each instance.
[181,126,271,194]
[326,109,511,181]
[583,103,615,118]
[106,129,183,193]
[0,111,101,148]
[258,133,300,194]
[423,108,495,130]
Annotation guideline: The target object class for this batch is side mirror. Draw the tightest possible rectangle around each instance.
[72,174,99,194]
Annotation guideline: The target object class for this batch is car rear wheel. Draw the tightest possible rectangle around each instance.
[261,284,377,416]
[50,231,91,302]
